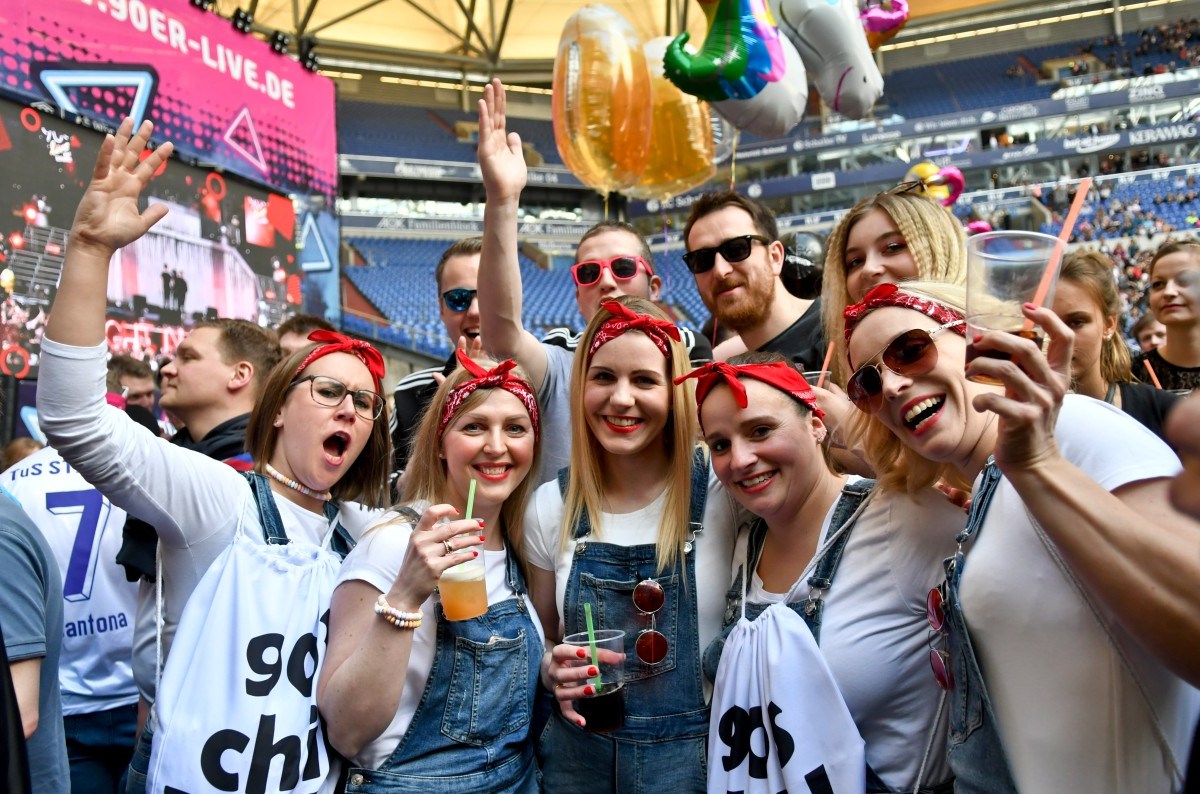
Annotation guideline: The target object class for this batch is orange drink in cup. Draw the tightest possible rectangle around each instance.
[439,561,487,621]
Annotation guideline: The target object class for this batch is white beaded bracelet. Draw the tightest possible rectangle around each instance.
[375,594,422,630]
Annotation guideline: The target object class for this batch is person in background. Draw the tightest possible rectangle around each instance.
[106,355,156,411]
[1053,250,1180,440]
[1,404,158,793]
[391,237,483,481]
[320,352,543,792]
[0,487,68,793]
[0,439,43,472]
[276,313,336,356]
[1133,241,1200,391]
[1131,310,1167,352]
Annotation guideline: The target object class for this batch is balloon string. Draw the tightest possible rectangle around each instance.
[604,193,609,219]
[729,133,739,190]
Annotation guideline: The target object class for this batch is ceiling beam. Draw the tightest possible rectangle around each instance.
[308,0,390,35]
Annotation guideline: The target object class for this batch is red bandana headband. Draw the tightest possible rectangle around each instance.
[676,361,824,424]
[438,349,540,441]
[295,329,386,393]
[842,283,967,343]
[587,300,682,359]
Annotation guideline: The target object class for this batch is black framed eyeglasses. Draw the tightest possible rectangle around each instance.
[289,374,383,421]
[441,288,478,313]
[681,234,771,274]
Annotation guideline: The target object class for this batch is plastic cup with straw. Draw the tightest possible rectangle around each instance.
[439,478,487,621]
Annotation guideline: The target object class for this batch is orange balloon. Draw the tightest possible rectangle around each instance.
[552,6,652,195]
[626,37,716,202]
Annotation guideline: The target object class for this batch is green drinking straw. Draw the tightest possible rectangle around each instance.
[464,478,477,521]
[584,602,602,693]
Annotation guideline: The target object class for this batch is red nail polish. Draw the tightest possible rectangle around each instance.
[588,666,598,676]
[583,685,595,696]
[477,519,486,527]
[576,648,587,659]
[472,551,479,558]
[576,718,586,727]
[972,332,982,343]
[479,535,486,542]
[453,508,461,515]
[1023,302,1037,310]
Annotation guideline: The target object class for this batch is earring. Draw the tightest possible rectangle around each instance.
[815,428,827,444]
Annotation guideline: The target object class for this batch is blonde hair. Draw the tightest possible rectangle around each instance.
[822,192,967,383]
[843,280,973,494]
[561,296,701,574]
[402,357,543,582]
[1060,251,1133,386]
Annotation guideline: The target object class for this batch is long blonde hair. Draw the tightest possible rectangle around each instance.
[844,280,974,494]
[822,191,967,383]
[403,357,543,582]
[561,296,701,574]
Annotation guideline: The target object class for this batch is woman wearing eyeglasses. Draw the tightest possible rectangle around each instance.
[525,296,739,792]
[1132,241,1200,392]
[318,352,545,793]
[36,120,391,791]
[1052,251,1179,441]
[842,281,1199,793]
[679,353,963,792]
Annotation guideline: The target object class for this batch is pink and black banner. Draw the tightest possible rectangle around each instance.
[0,0,337,198]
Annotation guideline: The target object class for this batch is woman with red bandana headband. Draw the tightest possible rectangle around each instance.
[681,352,963,793]
[319,352,545,792]
[525,296,740,792]
[843,280,1199,793]
[37,119,392,792]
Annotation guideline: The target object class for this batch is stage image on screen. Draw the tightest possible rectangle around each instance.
[0,98,299,379]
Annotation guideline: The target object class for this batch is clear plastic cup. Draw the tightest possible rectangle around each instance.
[564,629,626,733]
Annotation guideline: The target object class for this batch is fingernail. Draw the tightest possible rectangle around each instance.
[479,535,486,542]
[453,508,461,515]
[584,685,595,696]
[576,648,587,659]
[972,332,982,343]
[1024,302,1037,310]
[576,718,586,727]
[588,666,598,676]
[472,551,479,558]
[477,519,486,527]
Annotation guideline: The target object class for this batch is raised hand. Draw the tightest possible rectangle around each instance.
[967,303,1073,474]
[477,79,527,202]
[70,118,174,257]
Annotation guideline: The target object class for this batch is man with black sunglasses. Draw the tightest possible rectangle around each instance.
[684,190,827,370]
[390,237,483,478]
[475,80,710,485]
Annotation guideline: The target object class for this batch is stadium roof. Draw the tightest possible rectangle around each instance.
[216,0,1014,80]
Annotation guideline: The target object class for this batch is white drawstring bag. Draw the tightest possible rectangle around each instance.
[147,527,343,793]
[707,531,865,793]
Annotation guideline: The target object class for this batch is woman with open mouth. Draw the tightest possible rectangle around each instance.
[843,280,1199,793]
[526,296,740,792]
[1132,240,1200,392]
[680,352,965,793]
[36,119,392,792]
[318,351,544,793]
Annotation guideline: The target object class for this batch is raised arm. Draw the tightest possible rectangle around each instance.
[970,305,1200,686]
[46,119,172,347]
[477,79,549,388]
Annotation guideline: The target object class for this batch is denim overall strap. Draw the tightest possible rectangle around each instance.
[799,478,875,643]
[242,472,356,559]
[345,543,541,794]
[942,459,1019,794]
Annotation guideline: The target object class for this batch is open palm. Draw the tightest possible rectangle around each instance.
[477,79,526,202]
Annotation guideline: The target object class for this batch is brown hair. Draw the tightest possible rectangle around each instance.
[561,296,700,574]
[194,318,282,399]
[106,355,153,393]
[434,237,484,291]
[821,191,966,384]
[683,190,779,247]
[1060,251,1133,385]
[245,346,391,508]
[577,221,654,271]
[1148,239,1200,279]
[401,357,542,582]
[275,313,335,339]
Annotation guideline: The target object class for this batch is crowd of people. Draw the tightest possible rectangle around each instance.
[1,80,1199,794]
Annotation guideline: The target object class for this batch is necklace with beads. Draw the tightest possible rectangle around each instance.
[264,463,332,501]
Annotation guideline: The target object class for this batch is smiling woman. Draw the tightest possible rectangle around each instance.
[1133,241,1200,392]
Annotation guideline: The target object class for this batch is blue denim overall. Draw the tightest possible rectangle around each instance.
[941,460,1019,794]
[539,451,710,793]
[125,472,356,793]
[343,528,542,794]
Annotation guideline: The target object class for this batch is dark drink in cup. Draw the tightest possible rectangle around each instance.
[576,683,625,733]
[965,325,1044,385]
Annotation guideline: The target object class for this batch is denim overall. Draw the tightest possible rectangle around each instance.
[539,451,710,793]
[941,460,1019,794]
[344,525,542,794]
[125,472,356,793]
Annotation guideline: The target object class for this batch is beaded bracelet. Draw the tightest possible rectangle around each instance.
[374,594,422,630]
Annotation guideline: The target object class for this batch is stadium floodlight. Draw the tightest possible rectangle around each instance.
[190,0,215,9]
[300,38,319,72]
[232,8,254,34]
[271,32,291,54]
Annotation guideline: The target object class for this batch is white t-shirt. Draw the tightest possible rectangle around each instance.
[36,338,381,699]
[523,464,739,701]
[335,509,545,771]
[2,446,139,716]
[741,479,962,790]
[962,395,1199,792]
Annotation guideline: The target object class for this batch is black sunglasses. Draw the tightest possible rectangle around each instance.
[442,288,477,312]
[847,322,963,413]
[682,235,771,274]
